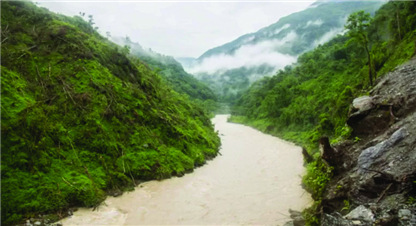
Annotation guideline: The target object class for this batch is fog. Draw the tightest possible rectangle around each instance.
[304,19,324,28]
[39,1,312,58]
[187,31,298,75]
[313,27,344,46]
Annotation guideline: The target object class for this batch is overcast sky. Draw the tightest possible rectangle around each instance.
[39,1,314,58]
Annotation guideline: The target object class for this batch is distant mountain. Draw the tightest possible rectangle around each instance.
[175,57,197,69]
[112,37,216,102]
[187,1,385,102]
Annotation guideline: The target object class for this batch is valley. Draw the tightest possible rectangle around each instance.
[1,0,416,226]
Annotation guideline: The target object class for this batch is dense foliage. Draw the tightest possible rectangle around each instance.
[1,2,220,225]
[230,1,416,224]
[113,37,217,103]
[231,0,416,151]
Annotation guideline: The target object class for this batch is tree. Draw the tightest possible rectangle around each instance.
[345,11,374,86]
[122,45,131,55]
[88,15,95,26]
[391,1,402,41]
[106,31,111,39]
[125,36,131,43]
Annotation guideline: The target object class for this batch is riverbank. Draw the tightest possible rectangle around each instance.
[55,115,311,225]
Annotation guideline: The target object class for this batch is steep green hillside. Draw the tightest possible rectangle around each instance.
[187,1,384,103]
[1,1,220,225]
[230,1,416,224]
[199,1,383,59]
[112,37,217,103]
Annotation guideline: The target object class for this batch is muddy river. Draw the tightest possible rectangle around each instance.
[62,115,311,225]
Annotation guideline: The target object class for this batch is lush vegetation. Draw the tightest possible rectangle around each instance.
[113,37,218,103]
[1,2,221,225]
[193,1,384,102]
[229,1,416,224]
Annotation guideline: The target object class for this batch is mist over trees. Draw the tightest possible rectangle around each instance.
[183,1,385,103]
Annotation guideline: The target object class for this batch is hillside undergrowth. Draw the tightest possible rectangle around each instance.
[229,2,416,225]
[1,2,220,225]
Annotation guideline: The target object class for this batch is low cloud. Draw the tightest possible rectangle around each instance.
[187,31,298,75]
[274,24,291,35]
[312,16,348,46]
[304,19,323,28]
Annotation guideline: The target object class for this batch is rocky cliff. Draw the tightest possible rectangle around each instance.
[284,58,416,226]
[318,58,416,225]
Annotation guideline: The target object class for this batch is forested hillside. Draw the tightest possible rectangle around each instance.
[231,0,415,150]
[230,1,416,224]
[1,1,220,225]
[183,0,384,103]
[112,37,217,106]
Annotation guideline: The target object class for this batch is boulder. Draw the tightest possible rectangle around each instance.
[398,209,411,220]
[345,205,374,223]
[357,127,407,174]
[352,96,374,112]
[321,212,353,226]
[347,108,391,138]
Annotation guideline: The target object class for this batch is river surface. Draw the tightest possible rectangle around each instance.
[62,115,311,225]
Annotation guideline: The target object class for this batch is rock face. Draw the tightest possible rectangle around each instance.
[317,59,416,225]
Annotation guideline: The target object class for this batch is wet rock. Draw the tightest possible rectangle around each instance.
[352,96,374,112]
[317,58,416,226]
[345,205,374,223]
[398,209,411,220]
[347,108,391,137]
[287,209,305,226]
[374,212,397,226]
[321,212,353,226]
[293,217,305,226]
[357,127,406,174]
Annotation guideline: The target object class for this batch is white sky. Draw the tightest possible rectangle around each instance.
[39,1,314,58]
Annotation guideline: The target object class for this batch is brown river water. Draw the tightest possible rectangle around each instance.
[62,115,312,226]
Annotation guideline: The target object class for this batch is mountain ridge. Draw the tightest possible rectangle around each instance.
[181,0,385,103]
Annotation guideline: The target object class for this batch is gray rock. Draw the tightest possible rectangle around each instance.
[357,128,407,173]
[289,209,302,218]
[398,209,411,220]
[345,205,374,222]
[322,212,353,226]
[293,216,305,226]
[34,221,42,226]
[353,96,374,112]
